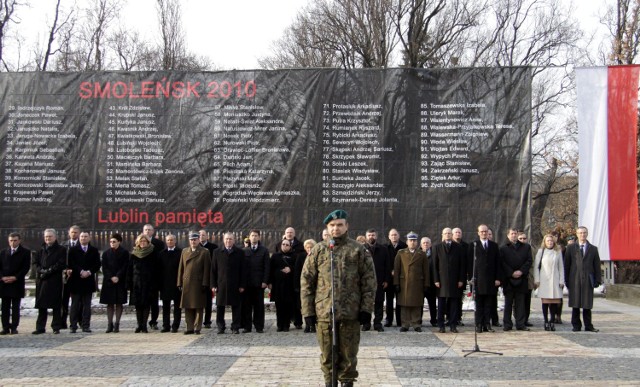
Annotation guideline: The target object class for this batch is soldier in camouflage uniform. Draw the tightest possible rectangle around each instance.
[301,209,377,387]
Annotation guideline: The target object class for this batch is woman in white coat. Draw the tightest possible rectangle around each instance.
[534,234,565,331]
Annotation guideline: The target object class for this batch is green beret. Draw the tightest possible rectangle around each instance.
[323,209,348,225]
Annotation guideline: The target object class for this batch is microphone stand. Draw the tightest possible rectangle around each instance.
[463,241,503,357]
[330,240,338,387]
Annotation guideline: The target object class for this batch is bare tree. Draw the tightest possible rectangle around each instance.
[37,0,75,71]
[109,28,157,71]
[605,0,640,64]
[0,0,23,71]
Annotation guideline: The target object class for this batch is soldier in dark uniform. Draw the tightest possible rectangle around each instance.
[301,209,377,387]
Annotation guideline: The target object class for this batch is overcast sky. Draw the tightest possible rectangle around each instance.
[16,0,612,70]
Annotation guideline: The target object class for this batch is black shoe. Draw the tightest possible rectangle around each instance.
[361,324,371,331]
[450,327,458,333]
[341,381,354,387]
[53,330,60,334]
[70,328,77,333]
[256,329,264,333]
[544,323,550,331]
[135,327,142,333]
[585,327,599,332]
[171,328,178,333]
[484,325,494,332]
[217,329,225,334]
[161,328,171,333]
[525,322,533,327]
[184,330,194,335]
[550,323,555,331]
[113,324,120,333]
[516,327,530,331]
[476,326,483,333]
[283,327,289,332]
[61,324,68,330]
[310,326,316,333]
[141,328,148,333]
[458,321,465,326]
[231,329,240,334]
[304,325,311,333]
[295,324,302,330]
[242,329,250,333]
[384,322,392,327]
[555,317,563,324]
[438,327,446,333]
[82,328,92,333]
[400,327,409,332]
[572,327,581,332]
[503,327,512,331]
[492,322,503,327]
[195,330,201,334]
[106,324,114,333]
[374,325,384,332]
[0,330,8,335]
[32,329,45,335]
[10,329,18,335]
[430,322,438,327]
[149,323,159,331]
[204,323,212,329]
[415,327,422,332]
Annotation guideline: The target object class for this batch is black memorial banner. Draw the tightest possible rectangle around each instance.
[0,68,531,247]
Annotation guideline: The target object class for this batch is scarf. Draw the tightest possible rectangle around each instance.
[132,244,154,259]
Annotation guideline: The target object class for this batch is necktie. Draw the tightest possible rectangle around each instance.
[581,244,585,256]
[10,248,15,255]
[484,241,488,250]
[252,245,257,251]
[82,246,87,252]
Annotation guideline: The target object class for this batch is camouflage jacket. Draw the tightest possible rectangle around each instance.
[301,233,377,322]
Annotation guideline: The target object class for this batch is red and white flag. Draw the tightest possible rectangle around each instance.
[576,66,640,261]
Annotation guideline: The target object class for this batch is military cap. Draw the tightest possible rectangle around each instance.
[323,209,348,225]
[188,232,199,240]
[406,231,419,240]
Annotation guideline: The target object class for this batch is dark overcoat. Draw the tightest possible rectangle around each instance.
[211,246,245,306]
[393,248,429,307]
[468,240,502,295]
[178,246,211,309]
[367,242,392,286]
[99,246,129,305]
[0,245,31,298]
[432,241,466,298]
[564,242,601,309]
[270,252,295,304]
[159,247,182,300]
[127,251,156,307]
[244,244,270,288]
[67,244,101,294]
[386,240,408,275]
[33,242,67,309]
[499,241,532,293]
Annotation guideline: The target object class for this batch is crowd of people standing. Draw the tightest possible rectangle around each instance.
[0,222,601,337]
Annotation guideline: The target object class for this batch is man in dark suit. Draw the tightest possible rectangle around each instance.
[143,224,165,330]
[61,225,81,329]
[159,234,183,333]
[433,228,466,333]
[363,229,391,332]
[420,237,437,327]
[67,232,101,333]
[384,228,407,327]
[0,232,31,335]
[33,229,67,334]
[452,227,469,326]
[211,232,246,334]
[499,227,533,331]
[468,224,502,332]
[199,229,217,328]
[242,229,270,333]
[564,226,601,332]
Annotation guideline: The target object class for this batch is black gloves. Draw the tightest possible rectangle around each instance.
[358,311,372,325]
[305,315,317,327]
[395,285,401,294]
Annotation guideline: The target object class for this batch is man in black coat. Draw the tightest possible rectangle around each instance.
[364,229,391,332]
[468,225,502,333]
[211,232,246,334]
[384,228,407,327]
[433,228,466,333]
[159,234,183,333]
[33,229,67,334]
[143,224,165,330]
[67,232,101,333]
[0,232,31,335]
[199,229,217,329]
[452,227,470,326]
[499,227,533,331]
[564,226,601,332]
[420,237,437,327]
[61,225,80,329]
[241,229,270,333]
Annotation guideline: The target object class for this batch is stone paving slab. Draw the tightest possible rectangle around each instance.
[1,297,639,386]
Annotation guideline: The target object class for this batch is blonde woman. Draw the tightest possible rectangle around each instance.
[127,234,157,333]
[533,234,565,331]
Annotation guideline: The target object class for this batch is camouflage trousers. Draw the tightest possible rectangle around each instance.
[316,319,360,383]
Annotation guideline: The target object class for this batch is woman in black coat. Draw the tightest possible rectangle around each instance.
[100,233,129,333]
[269,240,296,332]
[127,234,156,333]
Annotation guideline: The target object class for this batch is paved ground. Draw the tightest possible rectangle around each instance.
[1,297,639,386]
